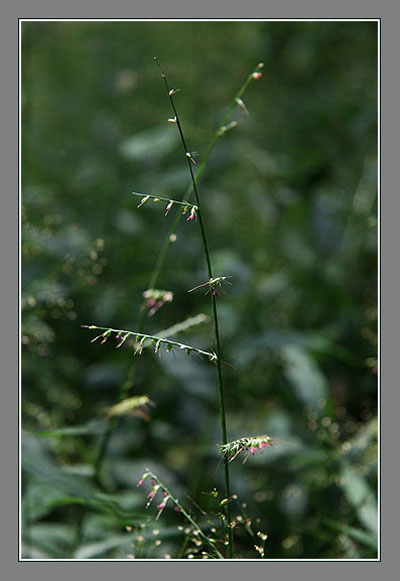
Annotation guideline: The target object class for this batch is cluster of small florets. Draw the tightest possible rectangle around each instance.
[137,472,176,520]
[134,192,198,222]
[141,288,173,317]
[188,276,232,296]
[219,435,277,463]
[106,395,154,419]
[182,204,197,221]
[252,62,264,80]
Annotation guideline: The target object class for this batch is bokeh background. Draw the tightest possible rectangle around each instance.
[21,20,378,559]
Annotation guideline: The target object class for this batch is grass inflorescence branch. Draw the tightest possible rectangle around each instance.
[137,469,225,559]
[81,324,218,362]
[219,435,281,464]
[132,192,198,220]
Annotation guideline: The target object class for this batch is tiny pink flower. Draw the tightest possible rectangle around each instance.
[250,447,256,455]
[186,207,197,222]
[252,72,262,80]
[156,499,168,520]
[147,491,156,501]
[137,479,144,487]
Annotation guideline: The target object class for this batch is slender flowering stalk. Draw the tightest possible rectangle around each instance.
[132,191,198,219]
[154,57,234,558]
[147,60,264,291]
[137,469,224,559]
[81,325,218,362]
[188,276,232,296]
[141,289,173,317]
[85,61,264,546]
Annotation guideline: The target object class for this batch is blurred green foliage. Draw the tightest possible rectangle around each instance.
[21,20,378,559]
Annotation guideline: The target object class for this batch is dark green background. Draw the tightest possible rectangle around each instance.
[21,21,378,559]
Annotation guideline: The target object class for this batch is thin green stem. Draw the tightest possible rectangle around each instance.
[155,58,234,558]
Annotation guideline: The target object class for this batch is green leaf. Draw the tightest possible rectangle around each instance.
[119,126,178,161]
[281,345,328,406]
[23,523,74,558]
[340,462,377,534]
[30,419,108,438]
[73,534,135,559]
[22,434,96,500]
[323,518,378,551]
[22,482,89,521]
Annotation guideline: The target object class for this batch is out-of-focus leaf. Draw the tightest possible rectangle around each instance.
[159,349,215,400]
[83,363,125,390]
[23,523,74,558]
[31,419,108,437]
[61,464,95,477]
[341,417,378,463]
[21,315,55,343]
[107,395,152,417]
[156,313,210,338]
[22,434,96,499]
[281,345,328,406]
[22,482,88,521]
[280,483,308,518]
[119,126,178,161]
[339,462,377,534]
[73,534,135,559]
[323,518,378,551]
